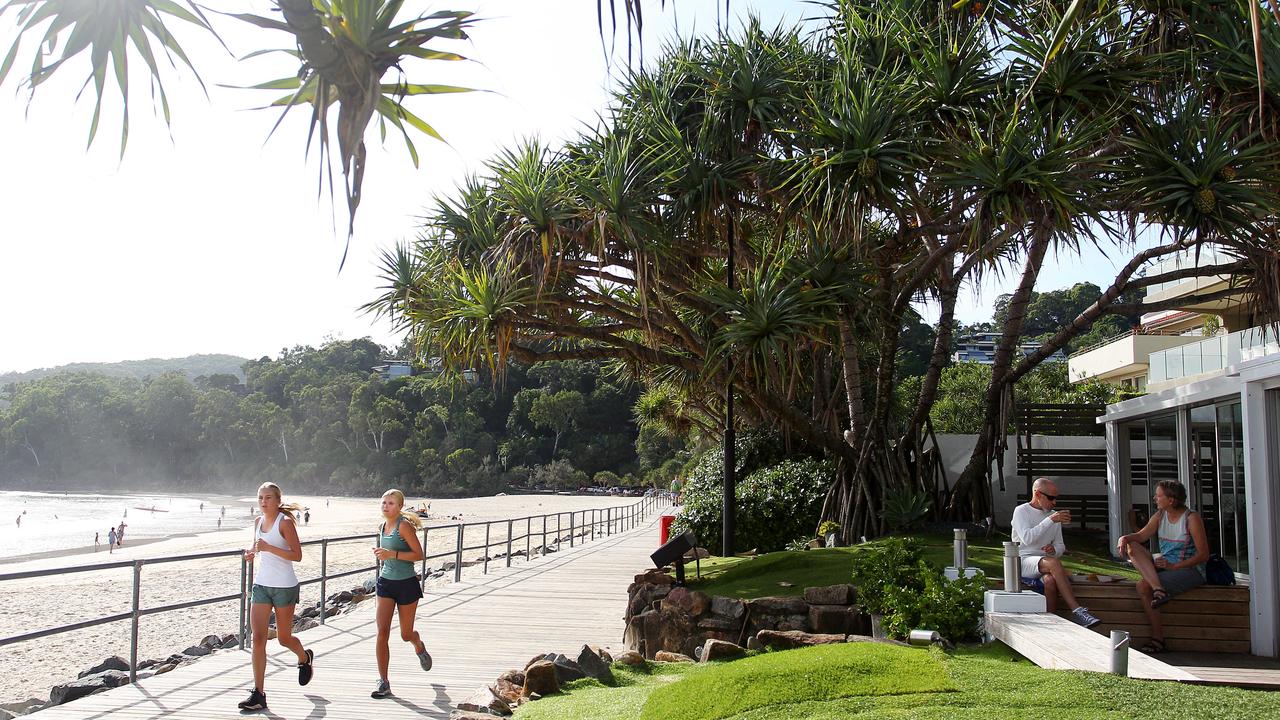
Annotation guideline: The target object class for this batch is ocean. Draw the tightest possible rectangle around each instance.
[0,490,245,561]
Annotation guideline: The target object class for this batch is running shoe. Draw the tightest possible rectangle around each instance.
[1072,606,1102,629]
[237,689,267,711]
[298,648,314,686]
[417,645,433,672]
[371,678,392,699]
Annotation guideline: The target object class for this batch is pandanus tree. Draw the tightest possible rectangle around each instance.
[367,0,1280,544]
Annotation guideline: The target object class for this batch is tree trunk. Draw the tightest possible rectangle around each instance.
[837,308,866,448]
[907,268,957,437]
[950,231,1051,519]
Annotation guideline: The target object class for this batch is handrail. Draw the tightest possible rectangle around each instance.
[0,494,670,685]
[1066,327,1190,359]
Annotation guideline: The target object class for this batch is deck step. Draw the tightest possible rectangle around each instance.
[986,612,1200,681]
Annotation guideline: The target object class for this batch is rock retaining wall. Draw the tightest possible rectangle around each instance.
[623,569,870,659]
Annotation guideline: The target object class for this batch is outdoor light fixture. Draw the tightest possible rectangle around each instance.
[651,530,698,586]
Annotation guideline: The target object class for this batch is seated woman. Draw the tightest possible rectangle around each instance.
[1115,479,1209,654]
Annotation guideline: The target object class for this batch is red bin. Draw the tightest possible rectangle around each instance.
[659,514,676,545]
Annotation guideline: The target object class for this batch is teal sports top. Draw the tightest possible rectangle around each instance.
[379,520,416,580]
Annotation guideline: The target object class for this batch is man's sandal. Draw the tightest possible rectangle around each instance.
[1151,588,1171,608]
[1139,638,1166,654]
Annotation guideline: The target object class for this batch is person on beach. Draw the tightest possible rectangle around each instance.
[107,527,116,553]
[239,481,314,711]
[222,505,227,518]
[1115,479,1209,654]
[95,532,99,551]
[116,522,126,547]
[370,489,432,699]
[304,509,310,525]
[15,515,19,528]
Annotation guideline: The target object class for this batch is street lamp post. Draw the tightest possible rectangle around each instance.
[723,218,736,558]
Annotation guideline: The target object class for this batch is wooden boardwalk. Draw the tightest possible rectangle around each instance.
[32,512,669,719]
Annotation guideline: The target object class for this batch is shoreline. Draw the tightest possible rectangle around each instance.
[0,527,247,566]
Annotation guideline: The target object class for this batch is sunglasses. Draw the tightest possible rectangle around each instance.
[1037,490,1059,502]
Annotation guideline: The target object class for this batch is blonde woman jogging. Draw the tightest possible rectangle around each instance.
[370,489,432,699]
[239,482,314,711]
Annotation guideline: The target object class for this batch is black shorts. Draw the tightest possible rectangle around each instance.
[376,575,423,606]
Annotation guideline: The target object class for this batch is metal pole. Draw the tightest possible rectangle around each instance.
[319,539,328,625]
[569,513,575,548]
[506,520,514,567]
[1111,631,1130,675]
[525,518,531,559]
[954,529,968,569]
[1003,541,1020,592]
[420,527,428,589]
[484,523,491,574]
[607,507,612,536]
[129,560,142,682]
[238,552,247,650]
[541,515,547,556]
[557,513,562,547]
[454,524,464,582]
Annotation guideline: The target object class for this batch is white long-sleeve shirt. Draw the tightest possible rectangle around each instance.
[1011,502,1065,558]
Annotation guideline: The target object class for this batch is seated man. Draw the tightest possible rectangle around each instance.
[1011,477,1102,628]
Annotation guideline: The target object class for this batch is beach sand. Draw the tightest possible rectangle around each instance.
[0,493,654,706]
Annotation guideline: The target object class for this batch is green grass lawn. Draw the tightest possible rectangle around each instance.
[680,531,1138,599]
[514,643,1276,720]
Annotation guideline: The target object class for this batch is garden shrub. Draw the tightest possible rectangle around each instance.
[849,537,926,617]
[851,538,986,643]
[672,433,830,553]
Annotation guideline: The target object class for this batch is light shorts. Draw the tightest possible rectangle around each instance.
[251,583,300,607]
[1158,566,1206,598]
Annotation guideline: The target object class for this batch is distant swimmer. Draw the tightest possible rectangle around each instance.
[200,502,205,512]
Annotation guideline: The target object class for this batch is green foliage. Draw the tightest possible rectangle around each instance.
[848,537,926,617]
[927,361,1127,434]
[882,562,986,642]
[593,470,621,486]
[817,520,841,537]
[879,488,931,532]
[673,434,831,553]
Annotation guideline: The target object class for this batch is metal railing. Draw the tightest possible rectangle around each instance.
[0,494,671,683]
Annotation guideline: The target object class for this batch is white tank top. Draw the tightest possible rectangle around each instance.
[254,513,299,588]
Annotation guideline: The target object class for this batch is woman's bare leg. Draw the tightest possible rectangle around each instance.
[375,597,395,681]
[397,600,425,654]
[273,604,307,663]
[250,604,271,692]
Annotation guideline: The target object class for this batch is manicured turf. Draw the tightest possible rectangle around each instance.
[682,531,1138,599]
[513,643,1278,720]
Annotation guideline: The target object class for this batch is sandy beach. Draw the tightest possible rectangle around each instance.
[0,492,654,707]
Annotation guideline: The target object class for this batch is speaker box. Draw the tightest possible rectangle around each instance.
[650,530,698,585]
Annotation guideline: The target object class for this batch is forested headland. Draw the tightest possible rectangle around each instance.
[0,339,687,495]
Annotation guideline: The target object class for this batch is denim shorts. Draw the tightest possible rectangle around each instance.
[251,583,300,607]
[376,576,423,606]
[1158,566,1205,598]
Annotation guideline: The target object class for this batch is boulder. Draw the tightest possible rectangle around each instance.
[756,630,847,649]
[48,670,130,706]
[551,655,586,684]
[745,597,809,616]
[294,617,319,633]
[0,708,14,720]
[332,590,354,604]
[221,636,240,649]
[699,639,746,662]
[0,698,46,717]
[524,653,554,671]
[361,579,377,594]
[634,569,675,586]
[78,656,129,679]
[613,650,645,666]
[803,584,855,606]
[200,634,222,648]
[522,660,560,696]
[696,614,740,632]
[493,670,524,704]
[182,644,212,658]
[777,614,810,632]
[808,605,859,635]
[456,685,511,716]
[654,651,695,663]
[300,606,320,619]
[710,596,745,620]
[576,645,614,684]
[746,636,762,651]
[153,663,179,675]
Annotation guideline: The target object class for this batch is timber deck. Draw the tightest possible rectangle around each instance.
[29,514,667,719]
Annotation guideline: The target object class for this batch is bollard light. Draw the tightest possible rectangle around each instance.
[1002,541,1020,593]
[953,528,968,569]
[1111,630,1130,675]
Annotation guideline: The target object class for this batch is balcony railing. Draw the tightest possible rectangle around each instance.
[1148,325,1280,383]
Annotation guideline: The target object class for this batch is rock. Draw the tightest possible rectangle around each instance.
[551,656,586,684]
[493,673,524,705]
[777,614,810,632]
[699,639,746,662]
[613,650,645,666]
[48,670,130,706]
[807,538,824,549]
[153,663,178,675]
[78,656,129,678]
[362,579,377,594]
[294,617,319,632]
[456,685,511,716]
[746,636,762,651]
[745,597,809,616]
[451,711,505,720]
[323,606,340,618]
[0,698,46,717]
[756,630,847,649]
[710,596,745,620]
[654,651,695,663]
[634,569,675,586]
[137,659,160,671]
[523,654,550,672]
[0,708,14,720]
[221,636,240,649]
[576,645,614,684]
[696,615,740,632]
[200,634,222,648]
[182,644,212,657]
[803,584,855,606]
[522,660,560,696]
[590,645,613,663]
[808,605,859,635]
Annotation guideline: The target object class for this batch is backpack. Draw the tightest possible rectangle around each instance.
[1205,554,1235,585]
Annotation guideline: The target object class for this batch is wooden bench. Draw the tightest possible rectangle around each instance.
[986,611,1198,681]
[1056,578,1251,654]
[1015,494,1109,531]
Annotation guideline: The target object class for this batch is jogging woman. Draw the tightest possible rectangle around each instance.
[370,489,432,699]
[239,482,314,711]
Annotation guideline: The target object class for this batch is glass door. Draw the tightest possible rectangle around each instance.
[1215,402,1248,576]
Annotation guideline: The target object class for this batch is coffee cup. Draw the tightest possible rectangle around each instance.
[1152,552,1164,564]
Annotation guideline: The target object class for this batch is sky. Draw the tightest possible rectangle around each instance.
[0,0,1136,374]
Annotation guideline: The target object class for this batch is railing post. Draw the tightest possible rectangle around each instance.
[319,539,328,625]
[506,520,514,567]
[238,551,248,650]
[569,513,576,548]
[541,515,548,556]
[129,560,142,683]
[525,517,531,559]
[484,522,491,574]
[557,513,562,547]
[607,507,613,536]
[420,527,429,589]
[454,524,464,582]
